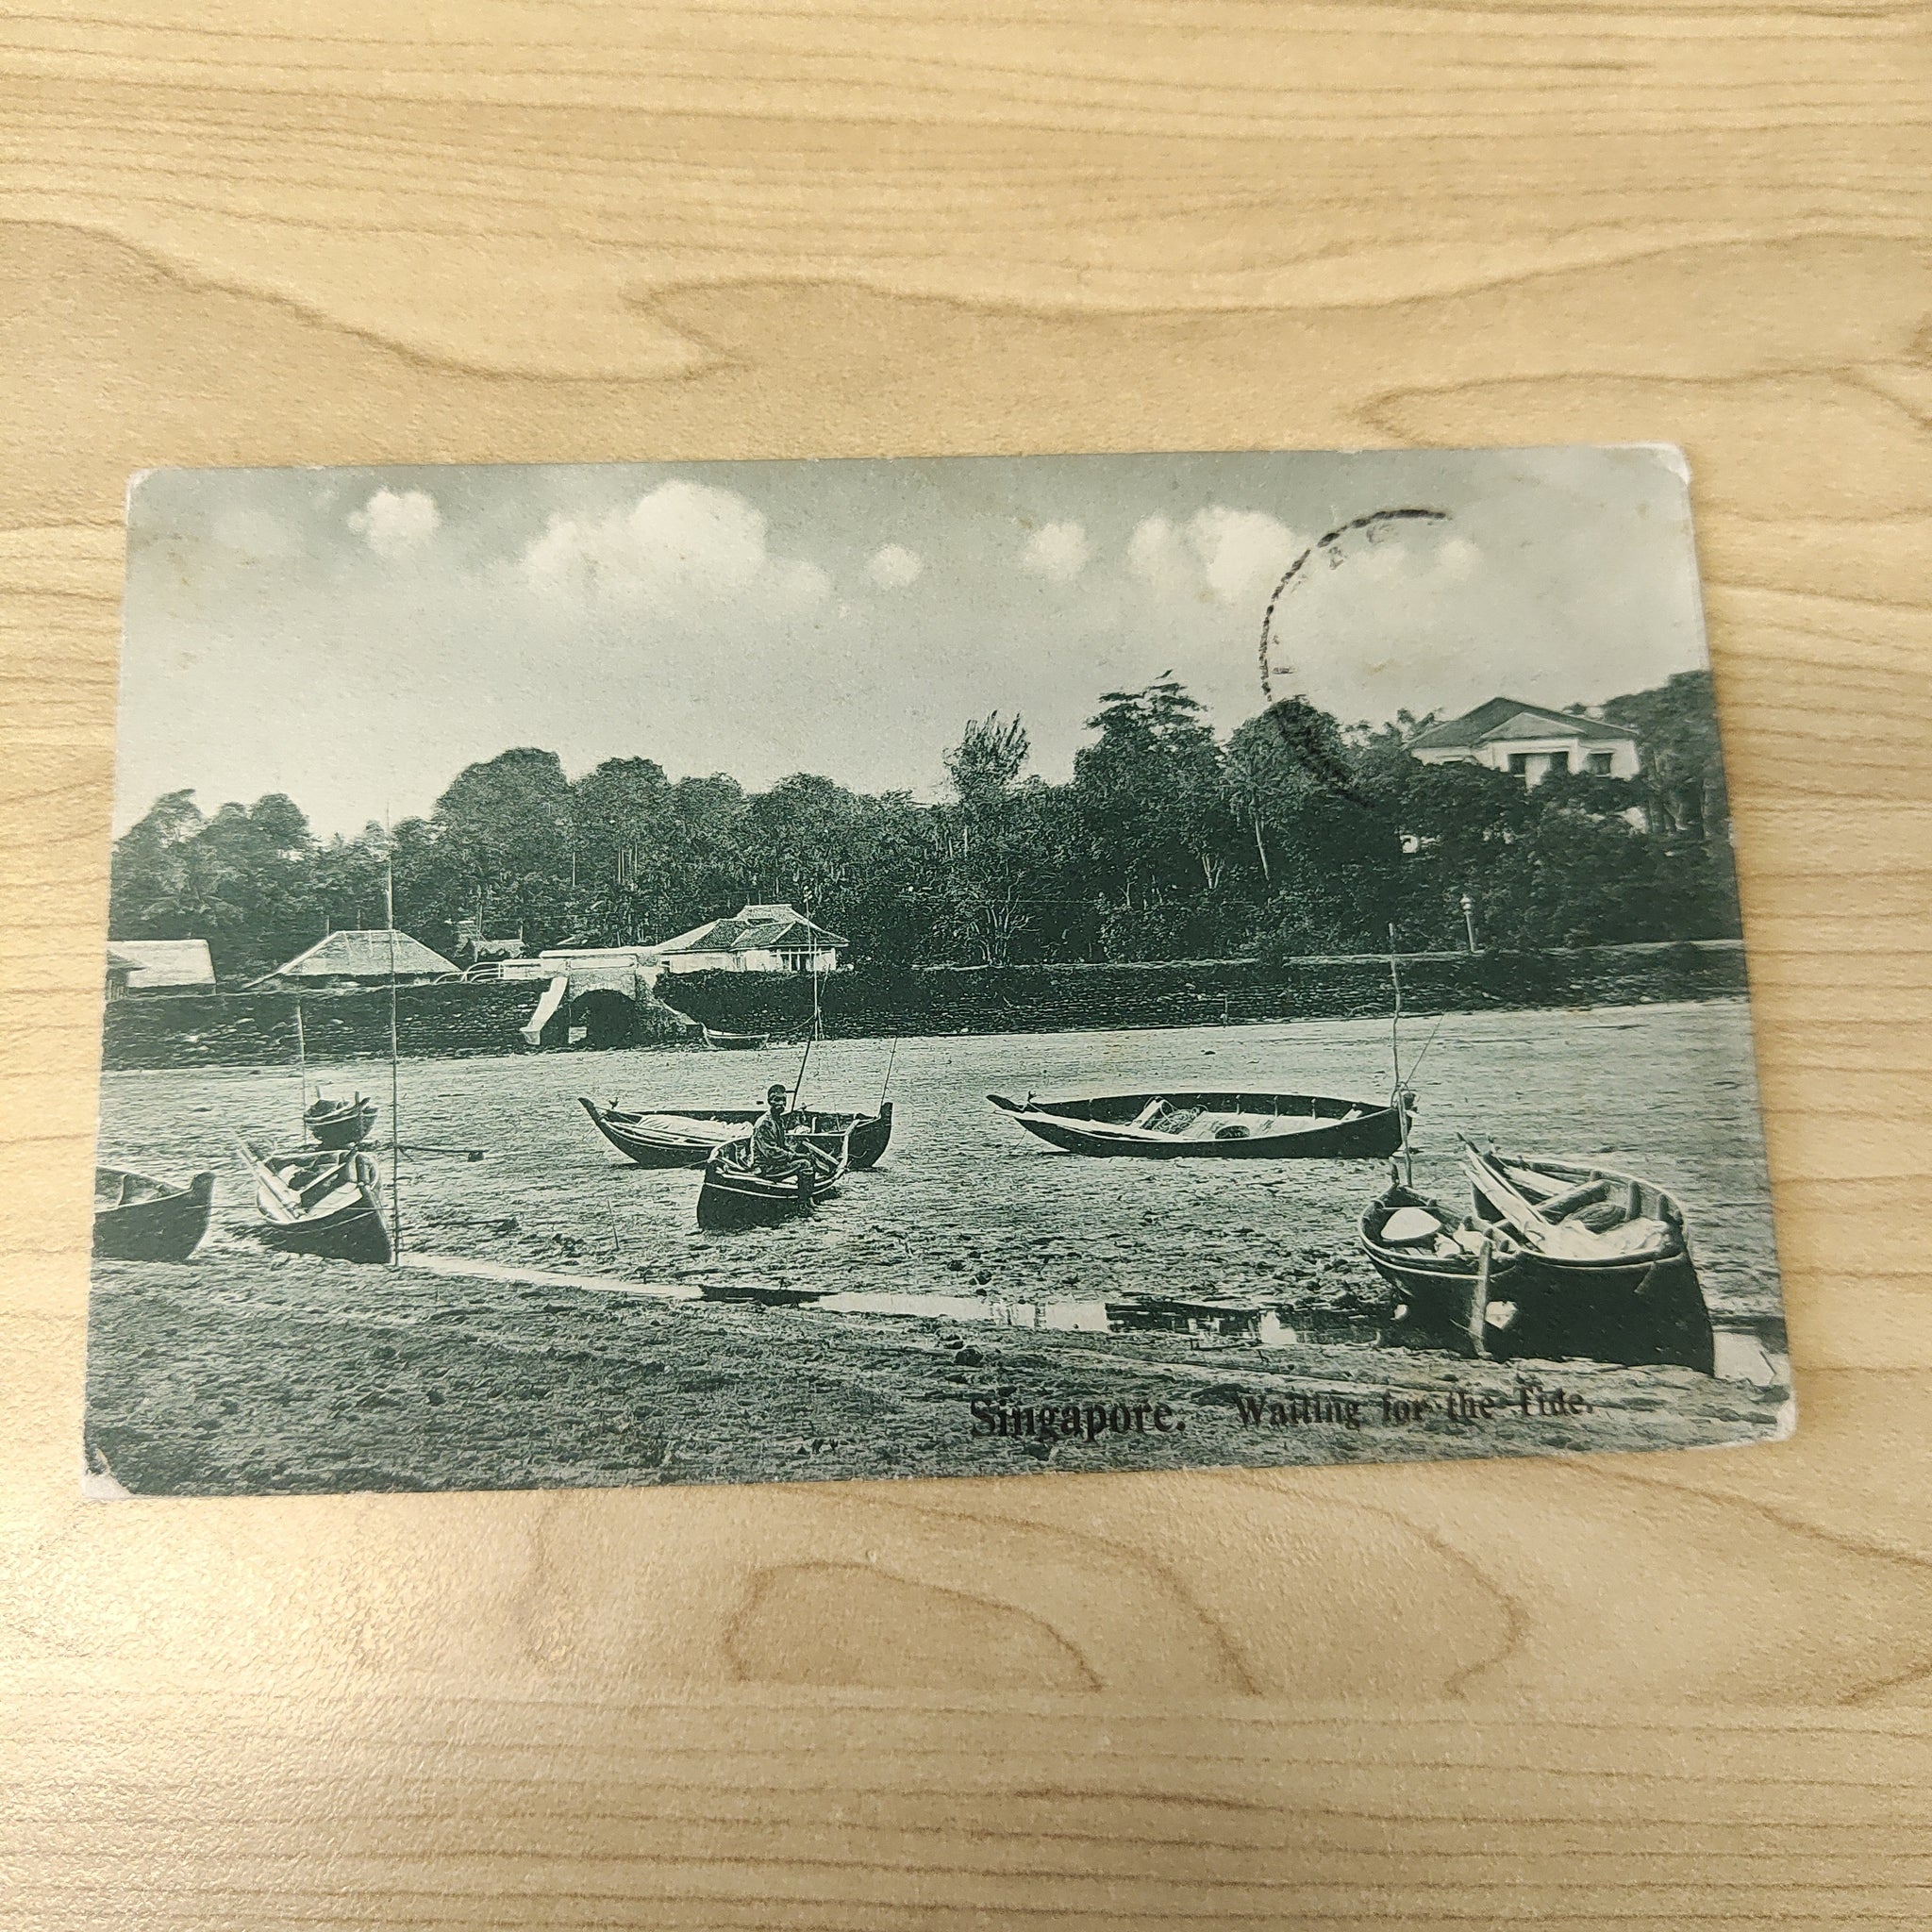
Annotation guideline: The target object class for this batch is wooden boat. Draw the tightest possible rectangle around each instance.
[696,1133,850,1231]
[236,1139,391,1264]
[988,1089,1407,1159]
[92,1167,215,1263]
[1358,1149,1715,1372]
[701,1024,774,1051]
[1457,1143,1715,1373]
[305,1092,377,1148]
[1357,1176,1525,1357]
[579,1097,741,1166]
[580,1097,892,1171]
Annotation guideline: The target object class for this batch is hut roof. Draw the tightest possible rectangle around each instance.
[263,929,459,982]
[104,939,215,991]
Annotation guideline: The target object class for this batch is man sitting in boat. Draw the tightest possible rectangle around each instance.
[752,1083,821,1202]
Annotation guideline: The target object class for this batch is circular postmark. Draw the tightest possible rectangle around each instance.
[1257,507,1451,806]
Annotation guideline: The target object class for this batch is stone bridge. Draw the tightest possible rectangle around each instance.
[496,948,692,1049]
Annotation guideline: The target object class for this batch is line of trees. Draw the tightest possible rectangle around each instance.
[108,671,1740,983]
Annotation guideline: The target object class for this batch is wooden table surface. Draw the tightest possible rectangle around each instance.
[4,3,1929,1924]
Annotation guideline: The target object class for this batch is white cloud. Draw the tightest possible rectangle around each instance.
[1020,520,1090,584]
[1124,506,1303,608]
[865,542,924,589]
[1186,507,1300,606]
[520,480,831,615]
[1125,515,1193,593]
[349,488,440,559]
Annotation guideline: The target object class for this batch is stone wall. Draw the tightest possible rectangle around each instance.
[99,944,1752,1069]
[667,943,1752,1041]
[102,981,552,1071]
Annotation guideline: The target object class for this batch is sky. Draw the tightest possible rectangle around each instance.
[115,446,1711,838]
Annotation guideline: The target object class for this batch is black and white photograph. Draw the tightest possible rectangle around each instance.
[87,445,1792,1496]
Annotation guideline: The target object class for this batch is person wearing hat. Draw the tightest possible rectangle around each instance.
[751,1082,818,1203]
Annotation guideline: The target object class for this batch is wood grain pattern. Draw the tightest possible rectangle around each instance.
[3,1,1929,1923]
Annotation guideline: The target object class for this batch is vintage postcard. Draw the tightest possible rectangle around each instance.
[87,447,1791,1497]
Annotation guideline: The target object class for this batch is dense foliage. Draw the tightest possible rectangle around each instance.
[109,672,1741,982]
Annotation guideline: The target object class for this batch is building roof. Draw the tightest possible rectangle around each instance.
[262,929,460,982]
[654,902,848,957]
[104,939,215,990]
[1407,697,1636,754]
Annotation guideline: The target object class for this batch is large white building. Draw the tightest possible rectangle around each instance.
[1407,697,1641,785]
[650,903,846,974]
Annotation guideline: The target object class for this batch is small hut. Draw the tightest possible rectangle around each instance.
[104,939,215,998]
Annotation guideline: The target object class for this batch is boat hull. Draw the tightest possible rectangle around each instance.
[581,1098,891,1172]
[697,1137,848,1231]
[701,1025,771,1050]
[1466,1148,1714,1372]
[306,1096,377,1148]
[831,1101,892,1171]
[238,1141,392,1265]
[1361,1161,1717,1374]
[92,1169,215,1263]
[990,1090,1404,1159]
[258,1200,393,1265]
[578,1097,735,1167]
[1358,1187,1523,1356]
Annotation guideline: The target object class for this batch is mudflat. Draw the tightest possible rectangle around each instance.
[87,999,1788,1493]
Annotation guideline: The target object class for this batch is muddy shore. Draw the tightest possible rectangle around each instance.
[86,999,1791,1495]
[87,1251,1790,1495]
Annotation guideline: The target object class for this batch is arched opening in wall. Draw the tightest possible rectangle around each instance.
[569,990,638,1050]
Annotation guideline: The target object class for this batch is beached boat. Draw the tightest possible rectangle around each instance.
[1458,1143,1715,1372]
[1358,1177,1525,1356]
[305,1092,377,1148]
[988,1089,1407,1159]
[701,1023,774,1051]
[1358,1148,1715,1372]
[696,1133,850,1231]
[580,1096,892,1171]
[92,1167,215,1262]
[236,1139,391,1264]
[579,1098,741,1166]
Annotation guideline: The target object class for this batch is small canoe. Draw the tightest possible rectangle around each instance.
[93,1167,215,1263]
[236,1138,391,1265]
[580,1097,891,1172]
[696,1133,850,1232]
[701,1024,773,1051]
[306,1093,377,1148]
[988,1090,1406,1159]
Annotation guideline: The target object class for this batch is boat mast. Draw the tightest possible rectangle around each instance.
[386,844,402,1263]
[294,995,308,1141]
[791,911,823,1108]
[1389,923,1413,1186]
[792,965,818,1108]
